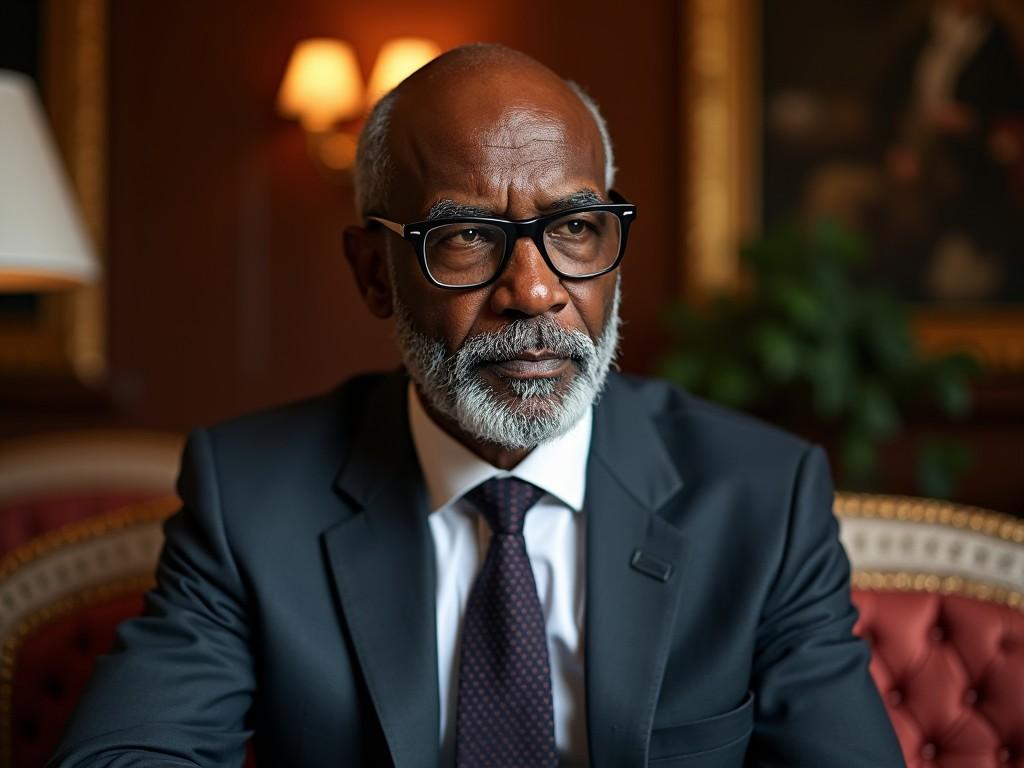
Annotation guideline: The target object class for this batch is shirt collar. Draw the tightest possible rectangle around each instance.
[407,382,592,514]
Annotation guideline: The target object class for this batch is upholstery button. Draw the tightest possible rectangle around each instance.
[921,742,937,760]
[963,688,979,705]
[999,747,1012,764]
[929,625,945,643]
[887,689,903,707]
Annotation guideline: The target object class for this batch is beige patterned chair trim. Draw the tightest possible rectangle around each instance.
[0,497,179,641]
[835,492,1024,611]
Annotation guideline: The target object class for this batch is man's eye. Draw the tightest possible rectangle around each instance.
[556,219,594,237]
[441,228,489,247]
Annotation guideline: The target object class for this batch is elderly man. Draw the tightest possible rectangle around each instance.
[53,45,904,767]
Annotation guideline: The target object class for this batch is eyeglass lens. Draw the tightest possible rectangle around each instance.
[423,211,622,287]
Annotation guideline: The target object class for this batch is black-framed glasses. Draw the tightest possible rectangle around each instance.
[367,191,637,289]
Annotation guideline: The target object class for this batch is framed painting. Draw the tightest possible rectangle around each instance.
[683,0,1024,371]
[0,0,107,382]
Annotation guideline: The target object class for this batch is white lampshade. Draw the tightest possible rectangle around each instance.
[0,70,99,292]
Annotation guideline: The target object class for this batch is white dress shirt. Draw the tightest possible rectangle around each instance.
[407,384,590,767]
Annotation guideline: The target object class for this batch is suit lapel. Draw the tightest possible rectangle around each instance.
[585,376,688,767]
[323,373,439,768]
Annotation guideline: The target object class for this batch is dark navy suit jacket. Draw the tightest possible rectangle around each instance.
[51,372,905,767]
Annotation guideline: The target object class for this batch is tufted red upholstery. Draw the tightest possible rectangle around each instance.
[853,590,1024,767]
[9,594,144,768]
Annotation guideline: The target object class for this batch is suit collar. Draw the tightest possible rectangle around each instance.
[585,374,689,767]
[332,371,412,508]
[590,374,684,510]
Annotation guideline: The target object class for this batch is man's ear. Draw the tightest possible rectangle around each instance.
[343,225,393,318]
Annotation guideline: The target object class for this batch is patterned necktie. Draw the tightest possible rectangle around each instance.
[454,477,558,768]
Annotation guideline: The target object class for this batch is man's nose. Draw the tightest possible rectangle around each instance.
[488,236,569,319]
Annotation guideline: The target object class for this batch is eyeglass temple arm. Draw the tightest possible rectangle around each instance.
[366,216,406,237]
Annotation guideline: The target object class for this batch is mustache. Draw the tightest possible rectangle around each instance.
[455,316,595,369]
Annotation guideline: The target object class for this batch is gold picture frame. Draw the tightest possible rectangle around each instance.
[0,0,108,382]
[682,0,1024,372]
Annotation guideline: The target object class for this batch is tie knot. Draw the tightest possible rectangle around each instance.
[466,477,545,535]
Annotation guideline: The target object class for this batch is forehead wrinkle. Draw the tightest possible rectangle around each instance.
[476,111,572,155]
[479,136,566,151]
[482,140,561,149]
[453,137,569,178]
[485,156,565,191]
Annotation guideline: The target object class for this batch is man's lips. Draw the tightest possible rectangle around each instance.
[486,351,571,378]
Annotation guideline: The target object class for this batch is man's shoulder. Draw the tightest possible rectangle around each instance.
[605,373,813,473]
[193,371,403,481]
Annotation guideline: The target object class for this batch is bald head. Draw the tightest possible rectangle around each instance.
[354,44,616,218]
[404,43,553,85]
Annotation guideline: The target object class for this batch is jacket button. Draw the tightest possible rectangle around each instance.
[921,743,937,760]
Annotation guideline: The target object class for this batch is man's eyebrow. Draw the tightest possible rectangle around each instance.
[426,189,605,221]
[543,189,604,212]
[426,199,497,220]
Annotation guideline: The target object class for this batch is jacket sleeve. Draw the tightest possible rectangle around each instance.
[748,445,906,767]
[49,429,255,768]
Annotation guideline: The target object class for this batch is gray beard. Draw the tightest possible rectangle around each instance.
[393,279,621,451]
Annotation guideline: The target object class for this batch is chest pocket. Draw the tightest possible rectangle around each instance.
[647,691,754,766]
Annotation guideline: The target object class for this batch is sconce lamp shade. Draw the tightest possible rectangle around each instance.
[0,70,99,292]
[366,38,442,108]
[277,39,364,130]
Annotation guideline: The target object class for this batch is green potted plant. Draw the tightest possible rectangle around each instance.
[660,219,979,497]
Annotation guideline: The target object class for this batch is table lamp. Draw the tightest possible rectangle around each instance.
[0,70,99,292]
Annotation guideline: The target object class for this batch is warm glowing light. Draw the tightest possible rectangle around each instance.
[365,38,442,108]
[276,37,441,173]
[277,39,364,130]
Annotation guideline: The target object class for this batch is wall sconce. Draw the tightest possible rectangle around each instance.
[277,37,442,175]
